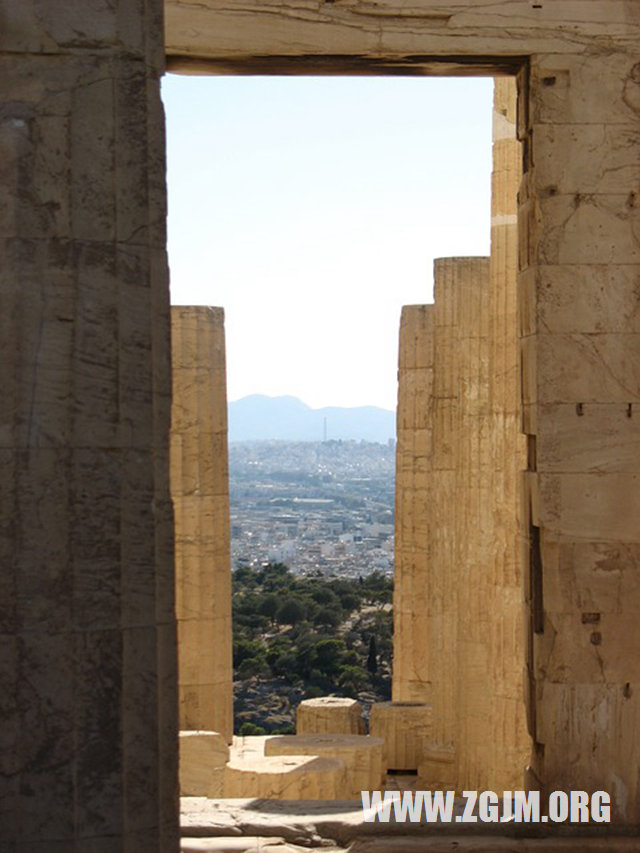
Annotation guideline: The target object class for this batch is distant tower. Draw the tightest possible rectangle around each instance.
[323,416,327,442]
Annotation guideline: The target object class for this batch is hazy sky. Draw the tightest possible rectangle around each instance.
[162,75,494,411]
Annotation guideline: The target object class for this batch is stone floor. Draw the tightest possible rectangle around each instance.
[181,798,640,852]
[181,841,640,853]
[183,741,638,851]
[227,738,432,794]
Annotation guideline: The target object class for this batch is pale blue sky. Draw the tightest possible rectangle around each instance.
[162,75,494,410]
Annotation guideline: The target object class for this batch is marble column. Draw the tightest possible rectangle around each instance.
[392,304,434,704]
[428,257,489,757]
[484,76,529,790]
[0,2,178,850]
[392,81,529,793]
[454,77,529,792]
[452,255,492,790]
[171,306,233,744]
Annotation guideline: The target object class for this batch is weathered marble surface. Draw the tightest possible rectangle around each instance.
[180,731,229,797]
[393,305,434,705]
[392,87,528,791]
[265,734,385,798]
[181,796,364,845]
[484,76,529,789]
[347,841,640,853]
[521,48,640,819]
[429,257,492,774]
[183,838,640,853]
[165,0,640,69]
[4,0,640,842]
[224,733,381,800]
[417,745,455,790]
[181,839,325,853]
[369,702,431,771]
[171,307,234,743]
[224,755,348,800]
[297,697,366,736]
[1,1,178,850]
[181,797,638,849]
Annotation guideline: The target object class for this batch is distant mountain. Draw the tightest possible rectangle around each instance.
[228,394,396,443]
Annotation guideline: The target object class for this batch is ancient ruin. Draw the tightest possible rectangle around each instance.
[179,730,228,798]
[390,79,528,791]
[3,1,640,849]
[171,306,233,743]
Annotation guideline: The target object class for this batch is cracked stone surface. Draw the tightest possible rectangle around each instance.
[181,798,640,851]
[171,306,234,743]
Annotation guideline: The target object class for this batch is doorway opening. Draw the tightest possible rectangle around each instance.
[163,72,527,800]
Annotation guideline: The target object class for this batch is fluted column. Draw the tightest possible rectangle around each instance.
[452,256,492,790]
[393,81,528,793]
[485,76,529,789]
[393,304,434,703]
[171,306,233,743]
[428,256,466,751]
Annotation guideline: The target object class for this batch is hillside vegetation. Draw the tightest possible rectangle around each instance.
[232,563,393,734]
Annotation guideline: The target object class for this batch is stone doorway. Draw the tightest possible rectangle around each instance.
[166,71,529,797]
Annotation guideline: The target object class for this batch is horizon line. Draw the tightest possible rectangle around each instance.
[228,392,396,413]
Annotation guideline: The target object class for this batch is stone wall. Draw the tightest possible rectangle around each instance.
[171,306,233,743]
[521,49,640,820]
[0,1,179,849]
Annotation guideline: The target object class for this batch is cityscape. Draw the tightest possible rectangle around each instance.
[229,440,396,577]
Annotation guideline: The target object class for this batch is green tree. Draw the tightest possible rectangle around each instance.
[258,562,292,591]
[233,612,270,637]
[258,593,281,624]
[367,635,378,675]
[310,587,339,607]
[276,597,306,626]
[237,657,268,678]
[233,638,265,668]
[232,565,258,590]
[313,606,342,629]
[361,571,393,608]
[338,665,369,694]
[338,592,361,614]
[314,638,345,678]
[342,649,360,667]
[272,652,299,680]
[295,637,317,679]
[239,722,266,735]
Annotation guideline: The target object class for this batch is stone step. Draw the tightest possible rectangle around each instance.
[182,798,638,851]
[224,755,348,800]
[264,733,385,798]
